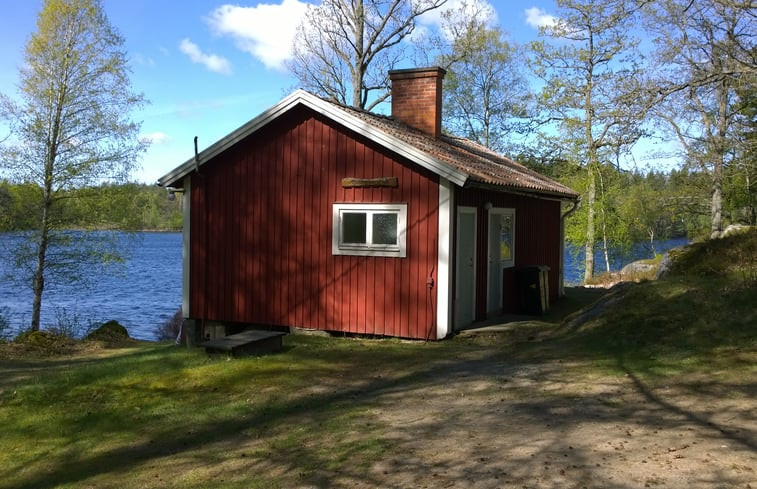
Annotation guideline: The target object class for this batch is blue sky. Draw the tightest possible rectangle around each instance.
[0,1,560,184]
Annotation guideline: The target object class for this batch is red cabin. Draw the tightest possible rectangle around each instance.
[158,67,578,341]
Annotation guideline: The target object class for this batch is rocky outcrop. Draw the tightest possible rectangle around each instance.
[620,260,657,280]
[86,320,130,341]
[720,224,751,238]
[656,248,683,279]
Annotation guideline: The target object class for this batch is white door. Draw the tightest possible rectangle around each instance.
[455,207,476,329]
[487,208,515,314]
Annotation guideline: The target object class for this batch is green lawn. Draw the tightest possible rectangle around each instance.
[1,230,755,488]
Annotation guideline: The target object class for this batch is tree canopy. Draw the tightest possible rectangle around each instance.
[0,0,146,331]
[287,0,446,110]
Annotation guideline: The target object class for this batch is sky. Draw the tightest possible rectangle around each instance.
[0,0,563,184]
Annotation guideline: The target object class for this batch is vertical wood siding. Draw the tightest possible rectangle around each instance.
[189,107,440,339]
[456,188,562,320]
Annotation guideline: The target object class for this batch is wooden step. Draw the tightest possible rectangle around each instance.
[201,329,286,356]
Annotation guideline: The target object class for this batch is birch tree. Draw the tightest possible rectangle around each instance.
[287,0,446,111]
[644,0,756,238]
[529,0,647,281]
[0,0,145,331]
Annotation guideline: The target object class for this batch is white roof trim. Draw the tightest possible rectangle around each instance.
[157,89,468,187]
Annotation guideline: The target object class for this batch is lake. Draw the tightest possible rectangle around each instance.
[563,237,689,285]
[1,232,182,341]
[0,232,688,340]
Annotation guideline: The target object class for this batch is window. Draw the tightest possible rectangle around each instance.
[333,203,407,257]
[489,208,515,269]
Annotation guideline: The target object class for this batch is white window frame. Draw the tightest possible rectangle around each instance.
[332,203,408,257]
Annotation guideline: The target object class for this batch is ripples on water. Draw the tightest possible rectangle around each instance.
[0,232,181,341]
[0,232,688,340]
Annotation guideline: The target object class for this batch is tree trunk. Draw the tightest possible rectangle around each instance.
[584,163,596,282]
[30,191,52,332]
[351,0,365,109]
[710,175,723,239]
[710,76,728,239]
[30,226,49,332]
[648,228,656,256]
[31,85,62,331]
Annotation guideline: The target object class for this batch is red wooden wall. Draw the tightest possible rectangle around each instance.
[456,188,562,320]
[189,106,441,339]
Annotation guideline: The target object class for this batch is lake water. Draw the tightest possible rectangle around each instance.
[0,232,182,341]
[0,232,688,340]
[563,237,690,285]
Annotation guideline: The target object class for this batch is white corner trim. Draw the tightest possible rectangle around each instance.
[181,175,191,318]
[436,178,453,339]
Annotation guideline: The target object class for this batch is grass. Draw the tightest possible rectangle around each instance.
[541,229,757,383]
[0,229,755,488]
[0,337,470,489]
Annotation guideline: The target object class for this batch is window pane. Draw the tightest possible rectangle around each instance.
[372,213,398,245]
[500,214,513,261]
[342,212,367,244]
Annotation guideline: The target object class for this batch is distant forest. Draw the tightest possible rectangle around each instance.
[0,181,183,232]
[4,159,753,250]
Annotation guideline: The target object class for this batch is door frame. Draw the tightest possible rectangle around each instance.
[487,207,515,314]
[454,206,477,330]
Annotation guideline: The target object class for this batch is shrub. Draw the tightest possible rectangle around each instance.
[14,329,76,353]
[0,306,11,342]
[86,320,131,342]
[48,306,96,339]
[155,308,183,341]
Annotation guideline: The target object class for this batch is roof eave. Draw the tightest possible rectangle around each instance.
[464,180,580,201]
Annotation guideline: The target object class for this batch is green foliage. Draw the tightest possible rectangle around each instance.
[644,0,755,237]
[439,23,531,153]
[0,180,182,232]
[527,0,648,280]
[726,79,757,225]
[0,162,179,237]
[0,0,147,330]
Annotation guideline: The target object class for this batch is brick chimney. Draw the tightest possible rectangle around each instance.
[389,67,446,138]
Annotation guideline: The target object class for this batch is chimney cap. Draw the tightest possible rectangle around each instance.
[388,66,447,79]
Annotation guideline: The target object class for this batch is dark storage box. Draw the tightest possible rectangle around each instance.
[517,266,550,315]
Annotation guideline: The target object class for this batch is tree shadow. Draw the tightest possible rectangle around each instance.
[5,336,756,489]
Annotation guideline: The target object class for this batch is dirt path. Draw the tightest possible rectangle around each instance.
[324,351,756,488]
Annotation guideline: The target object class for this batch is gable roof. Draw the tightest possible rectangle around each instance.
[158,90,578,200]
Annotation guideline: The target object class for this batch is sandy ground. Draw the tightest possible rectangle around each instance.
[317,346,756,489]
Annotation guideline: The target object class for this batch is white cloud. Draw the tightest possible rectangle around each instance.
[132,53,155,67]
[418,0,497,31]
[525,7,557,29]
[139,131,170,145]
[179,38,233,75]
[206,0,309,71]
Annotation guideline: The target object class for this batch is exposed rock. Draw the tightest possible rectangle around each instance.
[620,260,657,280]
[656,246,686,279]
[86,320,130,341]
[720,224,751,238]
[562,283,632,331]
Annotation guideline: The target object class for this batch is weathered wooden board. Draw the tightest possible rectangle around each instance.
[201,329,286,356]
[341,176,399,188]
